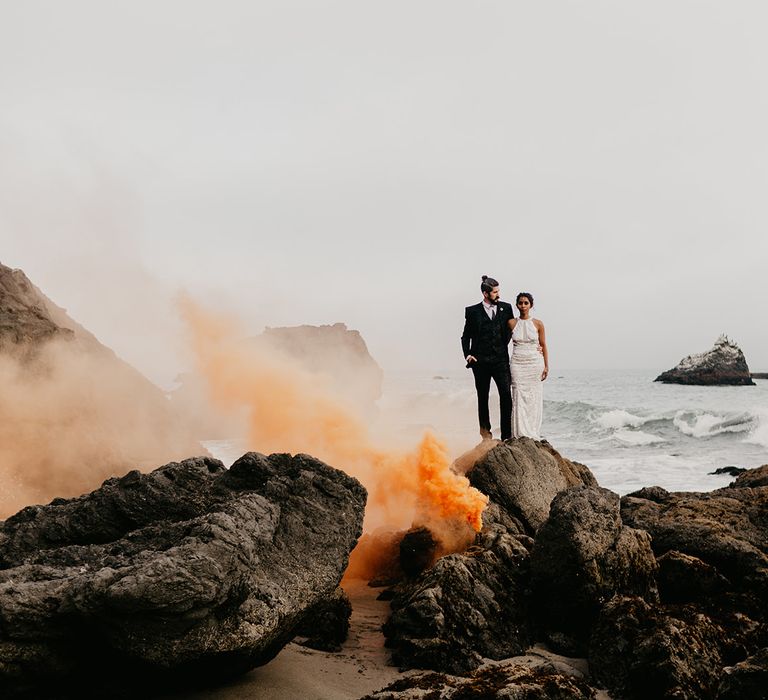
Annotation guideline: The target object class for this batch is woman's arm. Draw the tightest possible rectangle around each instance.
[535,320,549,380]
[507,318,518,331]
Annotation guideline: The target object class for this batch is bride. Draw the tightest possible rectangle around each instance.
[507,292,549,439]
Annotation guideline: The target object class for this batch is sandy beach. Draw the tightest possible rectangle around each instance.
[166,579,408,700]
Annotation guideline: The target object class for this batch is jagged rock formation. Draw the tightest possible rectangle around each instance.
[0,451,366,698]
[729,464,768,489]
[360,658,598,700]
[381,440,597,675]
[655,334,755,385]
[468,438,598,536]
[383,531,533,675]
[0,262,203,516]
[716,648,768,700]
[529,486,659,655]
[294,587,352,652]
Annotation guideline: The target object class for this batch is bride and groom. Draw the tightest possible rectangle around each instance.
[461,275,549,441]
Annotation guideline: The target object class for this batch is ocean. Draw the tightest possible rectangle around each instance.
[204,369,768,497]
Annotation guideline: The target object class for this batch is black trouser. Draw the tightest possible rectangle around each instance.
[472,361,512,440]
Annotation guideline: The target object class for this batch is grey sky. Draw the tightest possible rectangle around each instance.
[2,1,767,385]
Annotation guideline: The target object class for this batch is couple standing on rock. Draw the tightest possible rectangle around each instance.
[462,275,549,441]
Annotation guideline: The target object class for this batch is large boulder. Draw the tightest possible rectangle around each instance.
[383,531,532,675]
[529,486,658,655]
[655,334,755,385]
[590,596,737,700]
[0,451,366,697]
[620,485,768,620]
[467,438,597,536]
[0,262,204,517]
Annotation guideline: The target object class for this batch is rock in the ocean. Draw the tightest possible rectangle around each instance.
[655,334,755,385]
[0,451,366,698]
[467,438,597,536]
[383,531,532,675]
[529,486,659,655]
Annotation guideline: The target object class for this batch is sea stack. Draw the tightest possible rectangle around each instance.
[655,334,755,386]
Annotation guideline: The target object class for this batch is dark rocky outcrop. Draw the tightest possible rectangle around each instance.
[467,438,597,536]
[620,485,768,620]
[590,595,752,700]
[716,647,768,700]
[729,464,768,489]
[529,486,659,655]
[361,660,598,700]
[294,587,352,652]
[383,531,532,675]
[0,451,366,698]
[655,334,755,385]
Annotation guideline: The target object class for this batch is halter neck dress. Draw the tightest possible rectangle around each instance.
[510,317,544,439]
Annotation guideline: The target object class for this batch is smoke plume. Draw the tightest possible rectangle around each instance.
[179,296,488,553]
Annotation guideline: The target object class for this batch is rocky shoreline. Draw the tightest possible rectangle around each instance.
[2,439,766,699]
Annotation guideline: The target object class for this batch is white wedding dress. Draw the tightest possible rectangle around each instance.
[510,318,544,439]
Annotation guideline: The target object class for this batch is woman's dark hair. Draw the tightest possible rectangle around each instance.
[481,275,499,293]
[516,292,534,307]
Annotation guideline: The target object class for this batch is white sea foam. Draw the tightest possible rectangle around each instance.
[594,409,647,430]
[673,411,754,439]
[614,429,666,446]
[743,410,768,449]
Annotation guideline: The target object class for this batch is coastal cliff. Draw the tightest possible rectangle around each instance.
[655,334,755,386]
[0,262,204,516]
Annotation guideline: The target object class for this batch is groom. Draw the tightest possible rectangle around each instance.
[461,275,513,441]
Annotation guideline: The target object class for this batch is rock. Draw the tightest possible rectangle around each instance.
[657,551,731,605]
[655,334,755,385]
[467,438,597,536]
[716,647,768,700]
[0,262,204,517]
[620,485,768,621]
[360,659,598,699]
[383,531,532,675]
[0,451,366,697]
[710,466,747,477]
[730,464,768,489]
[529,487,658,655]
[399,526,439,578]
[294,587,352,652]
[590,596,728,700]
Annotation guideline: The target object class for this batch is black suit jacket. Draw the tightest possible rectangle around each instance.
[461,301,514,366]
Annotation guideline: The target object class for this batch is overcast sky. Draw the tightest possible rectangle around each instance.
[2,1,767,385]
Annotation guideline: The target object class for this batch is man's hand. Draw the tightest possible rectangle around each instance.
[466,355,477,364]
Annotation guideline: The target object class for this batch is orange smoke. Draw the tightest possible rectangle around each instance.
[179,296,488,551]
[0,340,203,517]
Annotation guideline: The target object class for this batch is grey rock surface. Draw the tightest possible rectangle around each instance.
[655,334,755,385]
[0,451,366,697]
[529,486,658,655]
[468,438,597,536]
[383,531,532,675]
[621,484,768,620]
